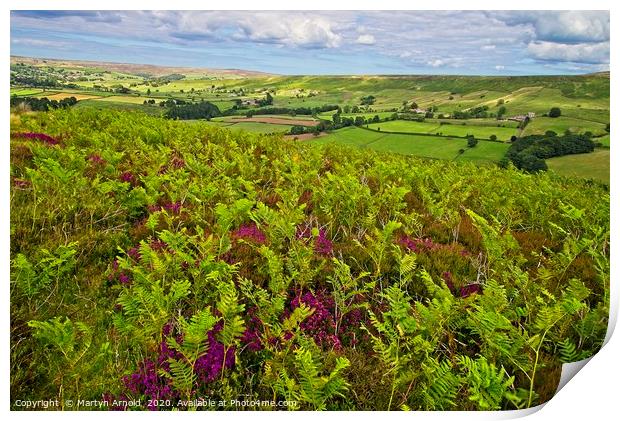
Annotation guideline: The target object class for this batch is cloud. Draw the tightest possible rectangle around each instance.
[527,41,610,64]
[356,34,375,45]
[490,10,609,43]
[11,37,70,48]
[235,14,343,48]
[495,65,505,70]
[427,59,445,68]
[9,10,611,74]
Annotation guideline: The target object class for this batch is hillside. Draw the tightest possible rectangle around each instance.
[10,108,609,410]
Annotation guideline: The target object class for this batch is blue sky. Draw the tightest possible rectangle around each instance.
[10,10,610,75]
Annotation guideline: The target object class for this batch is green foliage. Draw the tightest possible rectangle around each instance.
[10,108,609,411]
[12,242,78,300]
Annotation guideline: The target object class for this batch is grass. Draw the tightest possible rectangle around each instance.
[546,149,610,184]
[456,142,510,163]
[596,134,610,147]
[522,116,608,136]
[367,120,517,140]
[312,127,472,160]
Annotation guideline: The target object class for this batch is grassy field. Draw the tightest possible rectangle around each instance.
[367,120,517,140]
[199,120,292,133]
[310,126,508,161]
[546,149,610,184]
[596,134,610,147]
[10,57,609,178]
[522,116,608,136]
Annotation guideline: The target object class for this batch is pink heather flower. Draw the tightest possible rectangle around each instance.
[295,224,312,240]
[163,201,182,214]
[241,312,263,352]
[460,283,482,298]
[442,271,456,293]
[170,156,185,169]
[119,272,132,285]
[398,235,442,253]
[314,229,333,255]
[87,154,106,165]
[12,132,59,145]
[290,290,340,349]
[119,171,135,184]
[150,239,168,252]
[127,247,141,261]
[232,222,267,244]
[13,178,31,189]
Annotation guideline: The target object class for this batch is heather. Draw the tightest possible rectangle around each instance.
[10,109,610,410]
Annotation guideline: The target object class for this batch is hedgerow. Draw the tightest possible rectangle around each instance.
[10,109,609,410]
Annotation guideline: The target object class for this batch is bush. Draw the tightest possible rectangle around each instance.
[549,107,562,118]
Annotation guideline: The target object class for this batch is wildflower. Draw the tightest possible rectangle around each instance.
[149,239,168,252]
[232,222,267,244]
[460,283,483,298]
[127,246,141,261]
[194,323,235,383]
[119,272,131,285]
[441,271,456,293]
[13,178,31,189]
[11,132,59,145]
[119,171,135,184]
[87,154,106,166]
[241,312,263,352]
[290,290,340,350]
[314,228,333,255]
[163,201,182,214]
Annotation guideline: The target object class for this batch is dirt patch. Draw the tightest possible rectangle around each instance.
[228,117,319,127]
[44,93,103,101]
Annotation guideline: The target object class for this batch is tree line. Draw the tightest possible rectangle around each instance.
[501,133,595,172]
[10,96,78,111]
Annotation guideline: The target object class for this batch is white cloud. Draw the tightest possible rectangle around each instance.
[495,65,505,70]
[427,59,444,68]
[356,34,375,45]
[481,45,496,51]
[491,11,609,43]
[235,14,343,48]
[527,41,610,64]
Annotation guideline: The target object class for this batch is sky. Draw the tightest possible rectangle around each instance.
[10,10,610,75]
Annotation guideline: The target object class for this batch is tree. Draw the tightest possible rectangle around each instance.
[490,135,497,141]
[467,137,478,148]
[497,106,507,119]
[290,125,305,135]
[361,95,375,105]
[549,107,562,118]
[354,116,365,126]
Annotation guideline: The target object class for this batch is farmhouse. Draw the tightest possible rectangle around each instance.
[412,108,427,114]
[241,99,258,106]
[508,112,535,122]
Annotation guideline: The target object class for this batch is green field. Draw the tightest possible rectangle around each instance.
[199,120,292,133]
[522,116,608,136]
[367,119,517,140]
[546,149,610,184]
[311,127,508,161]
[10,56,610,180]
